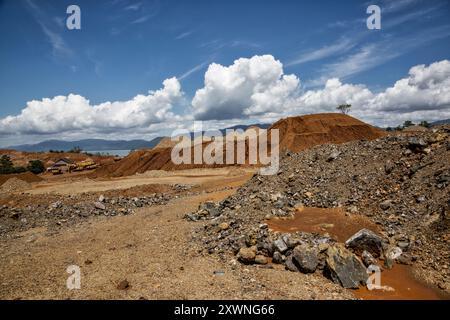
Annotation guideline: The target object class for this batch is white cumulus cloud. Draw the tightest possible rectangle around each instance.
[190,55,450,127]
[296,78,374,113]
[369,60,450,112]
[0,77,183,135]
[293,60,450,126]
[192,55,300,120]
[1,55,450,146]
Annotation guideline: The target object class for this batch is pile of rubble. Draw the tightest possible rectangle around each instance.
[0,193,171,238]
[0,178,31,193]
[188,127,450,292]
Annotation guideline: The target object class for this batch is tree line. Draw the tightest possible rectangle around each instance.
[0,155,45,175]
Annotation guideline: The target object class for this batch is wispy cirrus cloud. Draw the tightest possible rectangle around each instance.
[131,14,152,24]
[199,39,261,52]
[297,1,445,69]
[24,0,72,58]
[109,0,160,28]
[178,60,211,80]
[307,24,450,86]
[125,1,143,11]
[382,0,421,13]
[383,3,445,29]
[175,31,193,40]
[286,37,356,66]
[308,43,398,86]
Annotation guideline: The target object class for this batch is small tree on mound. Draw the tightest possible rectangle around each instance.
[69,146,82,153]
[337,104,351,114]
[27,160,45,174]
[419,120,430,128]
[403,120,414,128]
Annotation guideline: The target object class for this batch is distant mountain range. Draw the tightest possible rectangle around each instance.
[5,123,271,152]
[6,138,164,152]
[430,119,450,126]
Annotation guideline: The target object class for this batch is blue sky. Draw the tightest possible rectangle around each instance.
[0,0,450,146]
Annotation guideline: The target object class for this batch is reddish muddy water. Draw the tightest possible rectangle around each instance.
[355,264,447,300]
[267,207,380,242]
[267,207,448,300]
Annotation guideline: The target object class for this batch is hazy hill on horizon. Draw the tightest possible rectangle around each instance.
[6,138,164,152]
[5,123,271,152]
[430,119,450,126]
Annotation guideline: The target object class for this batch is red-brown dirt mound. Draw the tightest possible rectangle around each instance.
[92,113,386,178]
[270,113,386,152]
[91,142,245,178]
[0,171,43,186]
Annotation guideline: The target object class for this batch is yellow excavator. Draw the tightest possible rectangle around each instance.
[50,167,63,175]
[73,160,98,171]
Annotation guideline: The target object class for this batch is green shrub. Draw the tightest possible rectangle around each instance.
[27,160,45,174]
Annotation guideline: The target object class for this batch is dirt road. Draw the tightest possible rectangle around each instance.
[23,168,255,195]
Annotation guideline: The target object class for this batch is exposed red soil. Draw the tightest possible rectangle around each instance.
[91,141,259,178]
[0,171,43,186]
[0,150,115,168]
[269,113,386,152]
[92,113,387,178]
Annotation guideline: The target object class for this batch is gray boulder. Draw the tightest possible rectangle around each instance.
[325,244,368,289]
[272,251,284,264]
[345,228,384,257]
[282,234,303,249]
[292,244,319,273]
[285,256,300,272]
[407,137,428,152]
[273,238,288,253]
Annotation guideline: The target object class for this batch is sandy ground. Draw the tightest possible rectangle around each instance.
[0,168,353,300]
[23,168,256,195]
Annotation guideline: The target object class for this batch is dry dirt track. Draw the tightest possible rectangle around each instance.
[0,172,353,300]
[24,168,254,195]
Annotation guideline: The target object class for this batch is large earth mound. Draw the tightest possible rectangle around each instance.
[270,113,386,152]
[91,142,244,178]
[92,127,266,178]
[92,113,386,178]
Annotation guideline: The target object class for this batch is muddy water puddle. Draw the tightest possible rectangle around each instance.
[355,264,447,300]
[267,207,448,300]
[267,207,379,242]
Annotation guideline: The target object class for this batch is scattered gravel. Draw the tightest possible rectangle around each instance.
[188,127,450,292]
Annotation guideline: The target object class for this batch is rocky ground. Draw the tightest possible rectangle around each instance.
[187,127,450,294]
[0,172,354,300]
[0,183,195,239]
[0,129,448,299]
